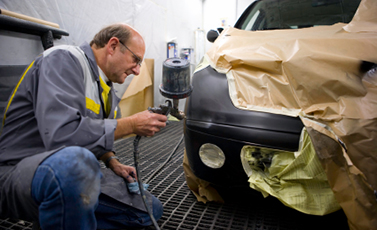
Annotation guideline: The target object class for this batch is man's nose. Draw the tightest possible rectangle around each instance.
[132,64,141,76]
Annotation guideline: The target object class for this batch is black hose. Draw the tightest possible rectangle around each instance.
[133,135,160,230]
[144,134,184,184]
[132,100,176,229]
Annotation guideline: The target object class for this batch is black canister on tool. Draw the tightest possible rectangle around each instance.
[160,58,193,99]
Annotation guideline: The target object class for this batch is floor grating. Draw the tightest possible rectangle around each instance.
[0,120,349,229]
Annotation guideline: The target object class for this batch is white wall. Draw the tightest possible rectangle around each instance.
[139,0,203,109]
[0,0,254,109]
[203,0,254,52]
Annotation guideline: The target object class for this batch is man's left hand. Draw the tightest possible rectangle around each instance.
[101,152,137,183]
[110,161,137,183]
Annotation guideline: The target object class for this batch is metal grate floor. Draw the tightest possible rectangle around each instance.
[0,120,350,230]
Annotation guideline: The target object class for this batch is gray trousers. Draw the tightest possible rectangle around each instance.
[0,149,60,221]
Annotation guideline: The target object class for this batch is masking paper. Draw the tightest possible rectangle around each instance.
[193,0,377,229]
[183,150,224,204]
[240,128,341,216]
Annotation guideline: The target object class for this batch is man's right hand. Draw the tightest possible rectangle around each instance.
[114,110,168,139]
[129,110,168,136]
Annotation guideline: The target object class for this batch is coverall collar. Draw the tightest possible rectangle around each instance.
[79,42,100,82]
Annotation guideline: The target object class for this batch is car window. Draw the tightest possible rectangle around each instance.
[236,0,361,31]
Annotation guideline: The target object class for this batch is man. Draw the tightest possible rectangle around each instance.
[0,23,167,229]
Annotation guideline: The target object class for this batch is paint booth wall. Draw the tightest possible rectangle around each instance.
[0,0,253,111]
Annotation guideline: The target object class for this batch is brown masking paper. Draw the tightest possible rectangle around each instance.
[183,150,224,204]
[191,0,377,229]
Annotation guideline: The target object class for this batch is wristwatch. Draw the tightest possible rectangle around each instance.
[105,155,119,168]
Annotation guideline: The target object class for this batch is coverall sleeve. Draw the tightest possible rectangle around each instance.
[34,49,117,158]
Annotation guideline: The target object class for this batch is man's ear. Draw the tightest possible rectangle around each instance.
[107,37,119,55]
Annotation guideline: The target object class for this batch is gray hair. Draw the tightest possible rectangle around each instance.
[90,24,131,49]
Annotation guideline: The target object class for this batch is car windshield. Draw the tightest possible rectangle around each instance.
[236,0,361,31]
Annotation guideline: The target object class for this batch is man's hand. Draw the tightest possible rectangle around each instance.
[115,110,168,139]
[130,110,168,136]
[100,152,137,183]
[110,161,137,183]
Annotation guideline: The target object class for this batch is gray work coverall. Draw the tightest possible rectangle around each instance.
[0,42,152,221]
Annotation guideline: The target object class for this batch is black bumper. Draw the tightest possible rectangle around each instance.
[184,66,304,187]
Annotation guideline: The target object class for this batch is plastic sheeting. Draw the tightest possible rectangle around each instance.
[0,0,202,108]
[196,0,377,229]
[241,128,340,216]
[0,0,161,101]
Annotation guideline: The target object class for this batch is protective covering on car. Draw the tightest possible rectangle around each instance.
[196,0,377,229]
[183,150,225,204]
[240,128,340,216]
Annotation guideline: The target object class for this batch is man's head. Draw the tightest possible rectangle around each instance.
[90,23,145,84]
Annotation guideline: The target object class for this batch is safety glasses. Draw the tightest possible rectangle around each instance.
[119,40,142,67]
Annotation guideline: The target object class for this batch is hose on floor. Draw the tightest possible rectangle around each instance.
[144,133,184,184]
[133,133,183,229]
[132,100,177,230]
[133,135,160,230]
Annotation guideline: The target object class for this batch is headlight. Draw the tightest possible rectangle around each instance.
[199,143,225,168]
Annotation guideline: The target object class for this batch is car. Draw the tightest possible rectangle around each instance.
[183,0,376,222]
[184,0,361,190]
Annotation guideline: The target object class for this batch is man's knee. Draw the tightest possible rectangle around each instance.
[34,146,102,206]
[42,146,100,175]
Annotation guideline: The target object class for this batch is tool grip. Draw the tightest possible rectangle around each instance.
[148,100,172,116]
